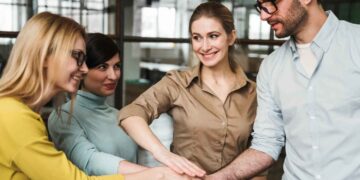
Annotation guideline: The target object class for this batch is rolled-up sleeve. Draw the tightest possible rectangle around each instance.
[48,111,123,175]
[250,60,285,161]
[118,74,180,125]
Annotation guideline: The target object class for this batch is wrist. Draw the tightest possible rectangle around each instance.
[151,145,168,157]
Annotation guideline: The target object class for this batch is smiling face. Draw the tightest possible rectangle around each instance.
[53,37,88,94]
[82,53,121,97]
[191,16,235,68]
[260,0,308,38]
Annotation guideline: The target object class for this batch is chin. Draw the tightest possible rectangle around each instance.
[103,91,115,97]
[66,87,78,94]
[201,60,220,68]
[65,83,80,93]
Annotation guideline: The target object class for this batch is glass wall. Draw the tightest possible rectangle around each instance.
[0,0,114,33]
[1,0,360,106]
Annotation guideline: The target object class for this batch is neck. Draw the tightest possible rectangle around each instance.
[201,59,234,82]
[294,6,327,44]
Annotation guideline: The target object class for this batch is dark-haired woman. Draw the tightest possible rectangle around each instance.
[48,33,148,176]
[119,2,264,179]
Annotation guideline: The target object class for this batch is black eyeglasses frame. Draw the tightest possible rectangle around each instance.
[254,0,278,15]
[71,50,87,67]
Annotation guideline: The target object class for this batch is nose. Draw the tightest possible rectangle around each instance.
[79,63,88,74]
[260,9,272,21]
[201,38,211,52]
[107,68,117,80]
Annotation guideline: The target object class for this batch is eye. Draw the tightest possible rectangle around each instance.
[209,34,219,39]
[192,35,201,42]
[114,63,121,70]
[96,64,108,71]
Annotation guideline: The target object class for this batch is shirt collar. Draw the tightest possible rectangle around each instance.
[184,63,249,90]
[289,11,339,53]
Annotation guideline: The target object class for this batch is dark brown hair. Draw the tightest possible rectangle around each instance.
[189,2,238,72]
[86,33,119,69]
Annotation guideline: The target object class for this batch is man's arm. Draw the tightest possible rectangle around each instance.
[207,148,274,180]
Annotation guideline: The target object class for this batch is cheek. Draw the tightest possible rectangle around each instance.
[115,71,121,81]
[86,74,104,85]
[63,61,79,77]
[191,42,202,52]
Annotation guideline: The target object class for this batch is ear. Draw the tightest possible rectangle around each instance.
[228,30,237,46]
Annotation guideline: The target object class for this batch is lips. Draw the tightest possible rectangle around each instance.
[71,74,84,82]
[268,19,281,30]
[201,51,218,59]
[104,83,116,90]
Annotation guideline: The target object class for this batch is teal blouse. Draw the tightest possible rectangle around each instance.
[48,90,138,175]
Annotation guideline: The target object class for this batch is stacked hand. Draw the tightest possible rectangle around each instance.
[153,148,206,178]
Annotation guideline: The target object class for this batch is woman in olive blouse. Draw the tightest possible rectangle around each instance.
[119,2,263,179]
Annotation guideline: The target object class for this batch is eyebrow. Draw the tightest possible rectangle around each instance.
[191,31,220,36]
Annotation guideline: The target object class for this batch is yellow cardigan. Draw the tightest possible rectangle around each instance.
[0,97,123,180]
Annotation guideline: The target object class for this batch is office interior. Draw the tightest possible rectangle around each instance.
[0,0,359,179]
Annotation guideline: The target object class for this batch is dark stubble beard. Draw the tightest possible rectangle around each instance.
[275,0,308,38]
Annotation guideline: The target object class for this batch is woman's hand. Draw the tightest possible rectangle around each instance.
[153,148,206,177]
[125,166,194,180]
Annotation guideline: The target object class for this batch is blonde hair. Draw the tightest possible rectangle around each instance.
[0,12,85,108]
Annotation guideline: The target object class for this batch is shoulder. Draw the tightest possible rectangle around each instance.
[0,97,47,149]
[339,20,360,32]
[259,40,291,73]
[0,97,28,111]
[335,20,360,45]
[0,97,40,122]
[165,66,197,88]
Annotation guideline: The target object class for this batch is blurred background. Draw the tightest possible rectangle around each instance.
[2,0,359,108]
[0,0,359,178]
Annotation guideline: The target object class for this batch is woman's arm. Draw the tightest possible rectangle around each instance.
[124,167,193,180]
[118,160,148,174]
[48,110,132,175]
[121,116,205,177]
[119,76,206,177]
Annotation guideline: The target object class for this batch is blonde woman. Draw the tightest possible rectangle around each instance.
[0,12,190,180]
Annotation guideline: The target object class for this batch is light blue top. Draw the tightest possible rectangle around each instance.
[48,90,138,175]
[251,11,360,180]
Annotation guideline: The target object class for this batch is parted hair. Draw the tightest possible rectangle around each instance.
[0,12,85,107]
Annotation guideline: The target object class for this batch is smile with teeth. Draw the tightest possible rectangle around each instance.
[202,51,218,58]
[71,74,83,81]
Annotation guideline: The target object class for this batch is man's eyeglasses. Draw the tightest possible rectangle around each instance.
[254,0,278,15]
[71,50,87,67]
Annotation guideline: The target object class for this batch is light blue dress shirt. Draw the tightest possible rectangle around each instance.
[48,90,138,175]
[251,11,360,180]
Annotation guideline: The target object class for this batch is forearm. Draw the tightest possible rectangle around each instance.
[118,160,149,174]
[124,167,190,180]
[120,116,167,154]
[208,148,273,180]
[121,116,206,177]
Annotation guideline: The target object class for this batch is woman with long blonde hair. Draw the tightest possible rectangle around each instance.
[0,12,190,180]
